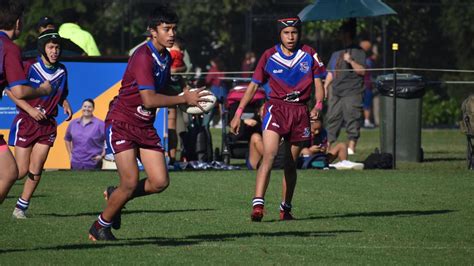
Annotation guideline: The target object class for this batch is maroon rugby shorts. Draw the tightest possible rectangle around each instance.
[105,120,164,154]
[261,100,311,143]
[9,116,57,148]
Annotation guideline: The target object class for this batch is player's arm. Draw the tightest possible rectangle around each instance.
[9,81,52,100]
[5,48,52,99]
[140,86,209,110]
[5,90,47,121]
[229,81,259,135]
[310,51,327,119]
[310,77,324,120]
[134,52,209,110]
[62,99,73,121]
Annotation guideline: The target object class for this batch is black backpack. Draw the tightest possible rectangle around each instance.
[363,149,393,169]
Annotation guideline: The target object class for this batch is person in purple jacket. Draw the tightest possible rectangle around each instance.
[65,98,105,170]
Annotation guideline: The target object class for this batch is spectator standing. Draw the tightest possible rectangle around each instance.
[166,38,186,165]
[58,8,100,56]
[65,98,105,170]
[324,19,366,155]
[360,39,376,128]
[205,57,226,128]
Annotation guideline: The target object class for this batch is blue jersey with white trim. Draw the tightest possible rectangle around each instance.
[18,58,68,118]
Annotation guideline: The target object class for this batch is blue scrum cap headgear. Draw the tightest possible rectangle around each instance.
[37,29,62,63]
[277,16,302,35]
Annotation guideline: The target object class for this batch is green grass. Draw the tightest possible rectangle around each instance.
[1,129,473,264]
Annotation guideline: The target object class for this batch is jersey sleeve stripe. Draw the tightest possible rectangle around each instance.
[138,85,155,90]
[314,72,327,79]
[6,79,29,89]
[251,78,262,85]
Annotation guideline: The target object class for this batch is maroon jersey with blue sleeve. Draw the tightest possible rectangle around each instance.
[17,57,68,118]
[252,44,326,104]
[106,41,171,128]
[0,32,28,97]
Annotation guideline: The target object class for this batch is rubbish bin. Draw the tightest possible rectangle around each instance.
[376,74,425,162]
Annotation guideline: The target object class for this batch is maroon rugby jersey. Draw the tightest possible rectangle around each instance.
[106,41,171,127]
[252,44,326,104]
[0,32,28,96]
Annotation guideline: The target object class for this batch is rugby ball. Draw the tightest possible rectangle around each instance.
[179,89,217,115]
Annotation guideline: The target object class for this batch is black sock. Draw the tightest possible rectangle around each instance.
[131,178,150,199]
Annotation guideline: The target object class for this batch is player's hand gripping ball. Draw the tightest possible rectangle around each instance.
[179,89,217,115]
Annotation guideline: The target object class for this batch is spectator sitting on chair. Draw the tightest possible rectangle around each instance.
[300,116,364,170]
[65,98,105,170]
[243,105,264,170]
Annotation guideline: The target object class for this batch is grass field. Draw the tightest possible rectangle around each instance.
[1,129,473,264]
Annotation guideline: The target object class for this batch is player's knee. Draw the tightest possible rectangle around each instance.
[17,167,29,180]
[119,179,139,195]
[148,178,169,193]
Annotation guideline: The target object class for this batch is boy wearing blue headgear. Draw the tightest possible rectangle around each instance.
[230,16,327,222]
[8,29,72,219]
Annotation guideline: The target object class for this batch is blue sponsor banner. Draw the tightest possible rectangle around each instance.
[1,58,168,169]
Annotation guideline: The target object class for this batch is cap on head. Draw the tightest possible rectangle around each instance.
[37,29,62,62]
[37,16,55,30]
[277,16,302,35]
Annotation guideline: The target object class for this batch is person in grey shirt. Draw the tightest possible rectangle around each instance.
[324,19,366,155]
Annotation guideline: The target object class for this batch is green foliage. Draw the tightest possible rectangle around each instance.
[422,90,461,127]
[439,0,474,70]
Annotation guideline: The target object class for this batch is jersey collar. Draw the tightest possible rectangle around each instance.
[276,44,300,60]
[37,56,58,74]
[0,31,10,39]
[146,40,169,64]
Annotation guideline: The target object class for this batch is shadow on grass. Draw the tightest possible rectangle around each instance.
[6,194,48,199]
[184,229,361,240]
[423,157,464,162]
[38,208,216,218]
[0,230,361,254]
[0,237,194,254]
[281,209,456,222]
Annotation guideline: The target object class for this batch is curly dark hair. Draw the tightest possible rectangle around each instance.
[0,0,24,31]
